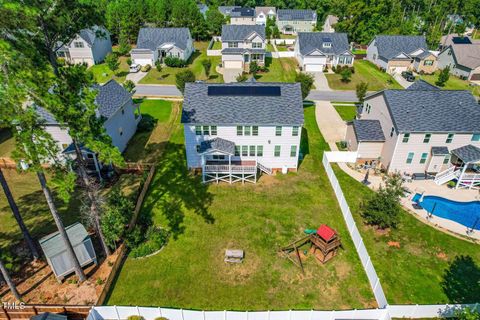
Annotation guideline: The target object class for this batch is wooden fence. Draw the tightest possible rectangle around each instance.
[0,305,91,320]
[0,158,17,169]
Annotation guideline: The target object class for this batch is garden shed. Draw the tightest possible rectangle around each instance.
[31,313,67,320]
[39,222,97,281]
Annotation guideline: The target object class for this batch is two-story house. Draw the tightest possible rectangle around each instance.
[255,7,276,25]
[182,81,304,184]
[295,32,354,72]
[230,7,256,25]
[221,25,266,70]
[130,28,194,66]
[56,26,112,66]
[218,6,240,17]
[345,80,480,189]
[366,35,437,74]
[437,41,480,82]
[276,9,317,34]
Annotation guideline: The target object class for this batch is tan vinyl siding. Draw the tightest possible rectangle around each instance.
[357,142,384,160]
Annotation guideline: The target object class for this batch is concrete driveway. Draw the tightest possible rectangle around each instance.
[310,72,332,91]
[222,68,243,83]
[314,101,347,144]
[126,71,147,84]
[393,73,413,88]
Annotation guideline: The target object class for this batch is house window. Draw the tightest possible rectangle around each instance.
[121,108,125,115]
[211,126,217,136]
[402,133,410,143]
[290,145,297,157]
[237,126,243,136]
[323,42,332,48]
[292,126,299,136]
[235,146,240,156]
[423,133,431,143]
[424,60,434,66]
[472,133,480,141]
[118,127,123,136]
[73,41,84,48]
[257,146,263,157]
[274,145,281,157]
[203,126,210,135]
[242,146,248,156]
[275,126,282,136]
[252,42,262,48]
[419,153,428,164]
[249,146,256,156]
[196,145,201,153]
[195,126,202,135]
[446,133,454,143]
[252,126,258,136]
[390,127,395,137]
[244,126,251,136]
[228,42,238,48]
[406,152,414,164]
[345,56,352,64]
[443,155,450,164]
[339,56,345,64]
[212,155,225,160]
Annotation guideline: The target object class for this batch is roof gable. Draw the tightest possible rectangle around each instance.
[94,80,132,119]
[449,44,480,69]
[136,28,191,51]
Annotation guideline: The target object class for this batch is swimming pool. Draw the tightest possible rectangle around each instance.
[412,194,480,230]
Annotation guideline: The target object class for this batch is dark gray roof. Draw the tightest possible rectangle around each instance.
[218,6,241,16]
[94,80,132,119]
[39,223,90,258]
[407,80,440,91]
[221,25,265,41]
[373,90,480,133]
[297,32,351,56]
[199,138,235,154]
[352,120,385,142]
[35,106,58,125]
[230,7,255,17]
[79,29,96,46]
[182,82,304,125]
[136,28,191,51]
[31,313,67,320]
[431,146,449,155]
[373,35,428,60]
[451,144,480,163]
[221,48,265,54]
[277,9,316,21]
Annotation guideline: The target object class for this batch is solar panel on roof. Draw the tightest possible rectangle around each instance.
[208,86,281,96]
[452,37,472,44]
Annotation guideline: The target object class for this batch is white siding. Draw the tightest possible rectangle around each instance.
[45,125,73,153]
[184,125,302,170]
[67,36,95,66]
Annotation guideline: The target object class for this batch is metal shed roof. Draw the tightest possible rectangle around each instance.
[31,313,67,320]
[39,223,90,258]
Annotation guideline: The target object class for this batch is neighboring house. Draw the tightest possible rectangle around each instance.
[366,35,436,74]
[197,3,208,17]
[255,7,276,25]
[295,32,354,72]
[412,50,438,74]
[230,7,256,25]
[346,80,480,189]
[218,6,240,17]
[181,82,304,184]
[221,25,266,70]
[439,34,479,51]
[322,15,338,33]
[276,9,317,34]
[57,26,112,67]
[437,43,480,82]
[36,80,141,157]
[130,28,194,66]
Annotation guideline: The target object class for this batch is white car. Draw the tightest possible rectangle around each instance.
[129,64,141,73]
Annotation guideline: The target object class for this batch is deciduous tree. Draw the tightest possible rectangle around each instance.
[175,69,196,94]
[295,72,314,100]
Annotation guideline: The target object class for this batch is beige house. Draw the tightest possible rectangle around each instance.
[276,9,317,34]
[230,8,256,25]
[346,80,480,188]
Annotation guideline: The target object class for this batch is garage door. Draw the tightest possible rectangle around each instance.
[305,64,324,72]
[471,73,480,81]
[389,66,408,74]
[133,58,153,66]
[224,60,243,69]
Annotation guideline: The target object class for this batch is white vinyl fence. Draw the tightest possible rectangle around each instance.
[388,304,480,318]
[322,153,388,308]
[271,38,296,45]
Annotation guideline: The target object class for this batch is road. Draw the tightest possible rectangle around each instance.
[135,84,360,102]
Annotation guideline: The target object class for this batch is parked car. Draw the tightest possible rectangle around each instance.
[401,71,415,82]
[129,64,141,73]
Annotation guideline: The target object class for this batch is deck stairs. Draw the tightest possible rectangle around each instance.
[257,161,273,175]
[434,166,460,185]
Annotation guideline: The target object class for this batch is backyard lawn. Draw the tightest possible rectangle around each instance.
[255,57,298,83]
[418,72,480,97]
[326,60,403,91]
[90,56,130,84]
[106,105,376,310]
[333,167,480,304]
[139,42,223,85]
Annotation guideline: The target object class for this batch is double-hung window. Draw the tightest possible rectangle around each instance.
[406,152,414,164]
[419,153,428,164]
[275,126,282,136]
[210,126,217,136]
[237,126,243,136]
[390,127,395,137]
[290,145,297,157]
[446,133,454,143]
[443,155,450,164]
[257,146,263,156]
[228,42,238,48]
[249,146,256,156]
[292,126,299,136]
[472,133,480,142]
[423,133,431,143]
[241,146,248,156]
[195,126,202,135]
[244,126,251,136]
[203,126,210,135]
[73,41,84,48]
[252,42,262,48]
[252,126,258,136]
[274,146,281,157]
[234,146,240,156]
[402,133,410,143]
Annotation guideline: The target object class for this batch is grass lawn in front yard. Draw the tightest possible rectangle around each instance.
[326,60,403,91]
[106,105,376,310]
[90,56,130,84]
[333,167,480,304]
[139,42,223,85]
[255,57,298,82]
[333,105,357,121]
[418,72,480,97]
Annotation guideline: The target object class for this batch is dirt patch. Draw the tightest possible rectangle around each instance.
[436,252,448,260]
[374,227,391,236]
[387,241,401,248]
[334,260,352,280]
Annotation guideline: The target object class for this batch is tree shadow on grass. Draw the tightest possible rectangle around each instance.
[441,255,480,303]
[141,142,214,239]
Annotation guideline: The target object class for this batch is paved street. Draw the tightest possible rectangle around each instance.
[307,90,358,101]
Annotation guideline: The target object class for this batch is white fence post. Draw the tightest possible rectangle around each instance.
[114,306,120,320]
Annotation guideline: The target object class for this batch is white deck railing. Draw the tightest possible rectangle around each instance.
[203,164,257,174]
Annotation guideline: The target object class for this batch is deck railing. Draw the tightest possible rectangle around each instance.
[203,164,257,174]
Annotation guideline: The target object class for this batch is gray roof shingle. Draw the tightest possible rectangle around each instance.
[297,32,351,56]
[431,146,449,155]
[182,82,304,125]
[374,35,428,60]
[199,138,236,154]
[353,120,385,142]
[451,144,480,163]
[221,25,265,41]
[376,90,480,133]
[136,28,191,51]
[94,80,132,119]
[406,80,440,91]
[277,9,316,21]
[35,106,59,125]
[218,6,241,16]
[230,7,255,17]
[221,47,265,54]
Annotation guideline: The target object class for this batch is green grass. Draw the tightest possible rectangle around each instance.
[266,43,275,52]
[276,45,289,52]
[352,49,367,55]
[334,105,357,121]
[333,167,480,304]
[279,34,297,39]
[0,129,15,158]
[136,99,173,123]
[255,57,298,82]
[139,42,223,85]
[211,41,222,50]
[106,105,376,310]
[473,30,480,40]
[89,56,130,84]
[418,72,480,97]
[326,60,403,91]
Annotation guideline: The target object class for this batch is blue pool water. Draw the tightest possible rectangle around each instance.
[412,194,480,230]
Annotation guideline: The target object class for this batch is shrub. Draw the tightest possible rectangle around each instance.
[123,80,135,93]
[118,38,131,56]
[201,59,212,78]
[295,72,314,100]
[155,318,170,320]
[127,316,144,320]
[155,60,162,72]
[175,69,195,94]
[236,73,248,82]
[105,53,119,73]
[249,61,259,75]
[164,56,187,67]
[340,68,352,82]
[126,225,144,248]
[126,58,132,66]
[101,189,134,250]
[130,226,169,259]
[436,66,450,86]
[141,64,151,72]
